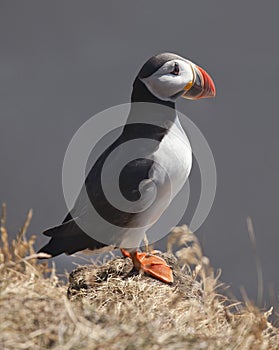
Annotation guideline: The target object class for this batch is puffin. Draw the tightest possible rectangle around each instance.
[38,52,216,283]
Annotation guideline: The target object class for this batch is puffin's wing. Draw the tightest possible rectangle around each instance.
[64,123,166,225]
[74,155,156,227]
[39,147,157,256]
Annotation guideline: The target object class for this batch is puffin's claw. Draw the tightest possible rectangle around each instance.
[121,249,173,284]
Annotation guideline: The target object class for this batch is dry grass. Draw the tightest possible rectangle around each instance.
[1,204,279,350]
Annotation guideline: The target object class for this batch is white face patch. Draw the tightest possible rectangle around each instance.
[140,59,194,102]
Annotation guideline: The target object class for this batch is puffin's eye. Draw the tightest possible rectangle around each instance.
[171,62,180,75]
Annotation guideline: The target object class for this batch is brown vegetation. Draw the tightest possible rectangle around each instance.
[1,204,279,349]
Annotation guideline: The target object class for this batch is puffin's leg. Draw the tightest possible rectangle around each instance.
[121,248,160,257]
[121,248,131,258]
[121,249,173,283]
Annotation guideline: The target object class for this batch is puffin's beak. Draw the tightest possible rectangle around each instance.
[183,64,216,100]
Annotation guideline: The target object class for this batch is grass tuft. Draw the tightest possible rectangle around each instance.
[1,206,279,349]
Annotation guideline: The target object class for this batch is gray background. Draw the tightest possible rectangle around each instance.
[1,1,278,308]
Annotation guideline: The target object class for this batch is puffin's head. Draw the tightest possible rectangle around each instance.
[132,52,216,103]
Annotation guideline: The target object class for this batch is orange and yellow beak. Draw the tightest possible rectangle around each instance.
[183,64,216,100]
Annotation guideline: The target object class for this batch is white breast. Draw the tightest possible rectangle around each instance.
[151,116,192,199]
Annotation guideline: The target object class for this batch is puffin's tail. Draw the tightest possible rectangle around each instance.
[38,219,107,258]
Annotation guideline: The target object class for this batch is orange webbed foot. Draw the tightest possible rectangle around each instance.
[121,249,173,283]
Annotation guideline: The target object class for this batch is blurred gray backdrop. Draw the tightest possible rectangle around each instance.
[1,1,278,308]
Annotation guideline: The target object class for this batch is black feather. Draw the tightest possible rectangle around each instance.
[38,220,107,258]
